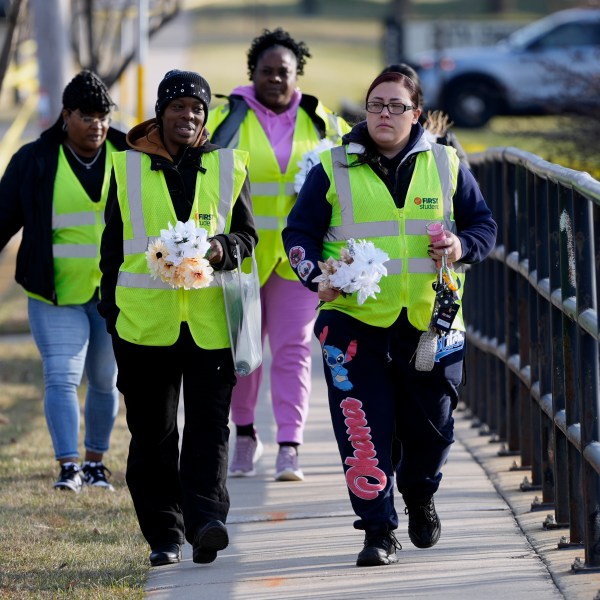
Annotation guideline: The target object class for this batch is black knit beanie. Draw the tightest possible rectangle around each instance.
[62,70,115,113]
[155,70,211,119]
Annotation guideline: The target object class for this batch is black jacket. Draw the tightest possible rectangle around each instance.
[0,117,128,303]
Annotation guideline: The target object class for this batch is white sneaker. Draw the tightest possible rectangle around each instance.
[275,446,304,481]
[229,434,263,477]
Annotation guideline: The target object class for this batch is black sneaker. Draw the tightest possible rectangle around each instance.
[404,497,441,548]
[81,461,115,491]
[53,463,83,493]
[356,529,401,567]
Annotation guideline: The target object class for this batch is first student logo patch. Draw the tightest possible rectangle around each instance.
[414,196,439,210]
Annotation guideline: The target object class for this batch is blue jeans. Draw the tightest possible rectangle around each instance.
[28,296,119,460]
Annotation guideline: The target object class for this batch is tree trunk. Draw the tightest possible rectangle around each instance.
[0,0,28,96]
[31,0,69,125]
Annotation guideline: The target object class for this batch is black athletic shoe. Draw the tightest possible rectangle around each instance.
[356,529,401,567]
[81,461,114,491]
[192,520,229,564]
[405,497,441,548]
[53,463,83,493]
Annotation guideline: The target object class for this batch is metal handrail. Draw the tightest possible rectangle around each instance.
[465,146,600,573]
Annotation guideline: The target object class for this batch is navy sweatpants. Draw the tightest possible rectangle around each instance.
[315,308,465,532]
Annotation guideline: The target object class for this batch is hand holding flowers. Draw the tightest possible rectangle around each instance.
[313,239,389,307]
[146,220,214,290]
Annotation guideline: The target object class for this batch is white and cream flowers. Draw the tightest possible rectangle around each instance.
[314,238,389,305]
[146,220,214,289]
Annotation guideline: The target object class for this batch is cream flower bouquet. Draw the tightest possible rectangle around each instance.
[314,238,389,306]
[146,220,214,290]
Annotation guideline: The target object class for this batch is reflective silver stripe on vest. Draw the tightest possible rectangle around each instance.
[405,218,455,236]
[53,244,98,258]
[409,257,438,274]
[117,271,220,289]
[124,151,149,255]
[52,212,97,228]
[251,181,296,196]
[429,143,455,232]
[254,215,280,230]
[217,149,235,234]
[405,219,426,235]
[326,146,399,241]
[326,221,399,241]
[122,149,234,256]
[386,259,402,275]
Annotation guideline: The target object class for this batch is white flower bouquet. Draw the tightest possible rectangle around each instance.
[146,220,214,290]
[293,138,337,194]
[314,238,389,306]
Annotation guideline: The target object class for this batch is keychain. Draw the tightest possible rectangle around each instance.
[415,255,461,371]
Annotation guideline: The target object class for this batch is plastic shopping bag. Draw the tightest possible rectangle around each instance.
[219,245,262,376]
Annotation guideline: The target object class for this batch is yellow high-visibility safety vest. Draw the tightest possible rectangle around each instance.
[112,148,249,347]
[207,102,350,286]
[28,142,116,305]
[319,143,465,332]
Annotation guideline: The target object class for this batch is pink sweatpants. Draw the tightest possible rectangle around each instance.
[230,272,316,444]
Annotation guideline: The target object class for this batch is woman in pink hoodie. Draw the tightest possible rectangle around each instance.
[208,28,350,481]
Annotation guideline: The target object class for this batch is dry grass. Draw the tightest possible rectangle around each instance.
[0,248,147,599]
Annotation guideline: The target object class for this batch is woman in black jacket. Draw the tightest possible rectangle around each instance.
[99,69,257,568]
[0,70,127,493]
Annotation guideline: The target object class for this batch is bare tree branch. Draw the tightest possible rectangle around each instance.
[69,0,180,88]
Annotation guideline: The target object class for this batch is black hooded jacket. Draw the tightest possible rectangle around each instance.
[0,117,128,303]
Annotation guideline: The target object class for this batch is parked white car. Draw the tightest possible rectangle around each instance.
[413,8,600,127]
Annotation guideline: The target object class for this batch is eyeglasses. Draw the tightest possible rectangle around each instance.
[71,110,111,126]
[365,102,415,115]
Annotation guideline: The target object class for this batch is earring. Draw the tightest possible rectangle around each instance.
[62,121,68,132]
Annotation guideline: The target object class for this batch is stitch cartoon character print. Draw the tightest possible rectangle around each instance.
[318,326,357,391]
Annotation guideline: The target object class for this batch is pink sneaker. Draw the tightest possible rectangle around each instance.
[275,446,304,481]
[229,434,263,477]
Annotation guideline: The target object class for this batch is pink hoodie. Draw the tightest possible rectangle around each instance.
[231,85,301,173]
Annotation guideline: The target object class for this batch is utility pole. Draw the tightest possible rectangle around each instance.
[383,0,409,66]
[136,0,149,123]
[31,0,69,127]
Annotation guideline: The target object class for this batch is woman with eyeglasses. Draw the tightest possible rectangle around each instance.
[0,70,127,493]
[283,71,496,567]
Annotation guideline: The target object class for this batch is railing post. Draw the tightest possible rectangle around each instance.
[574,192,600,568]
[549,183,569,528]
[536,176,555,508]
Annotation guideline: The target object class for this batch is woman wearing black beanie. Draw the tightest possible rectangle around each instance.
[99,69,258,567]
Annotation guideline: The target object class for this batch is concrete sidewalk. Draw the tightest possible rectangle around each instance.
[145,340,600,599]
